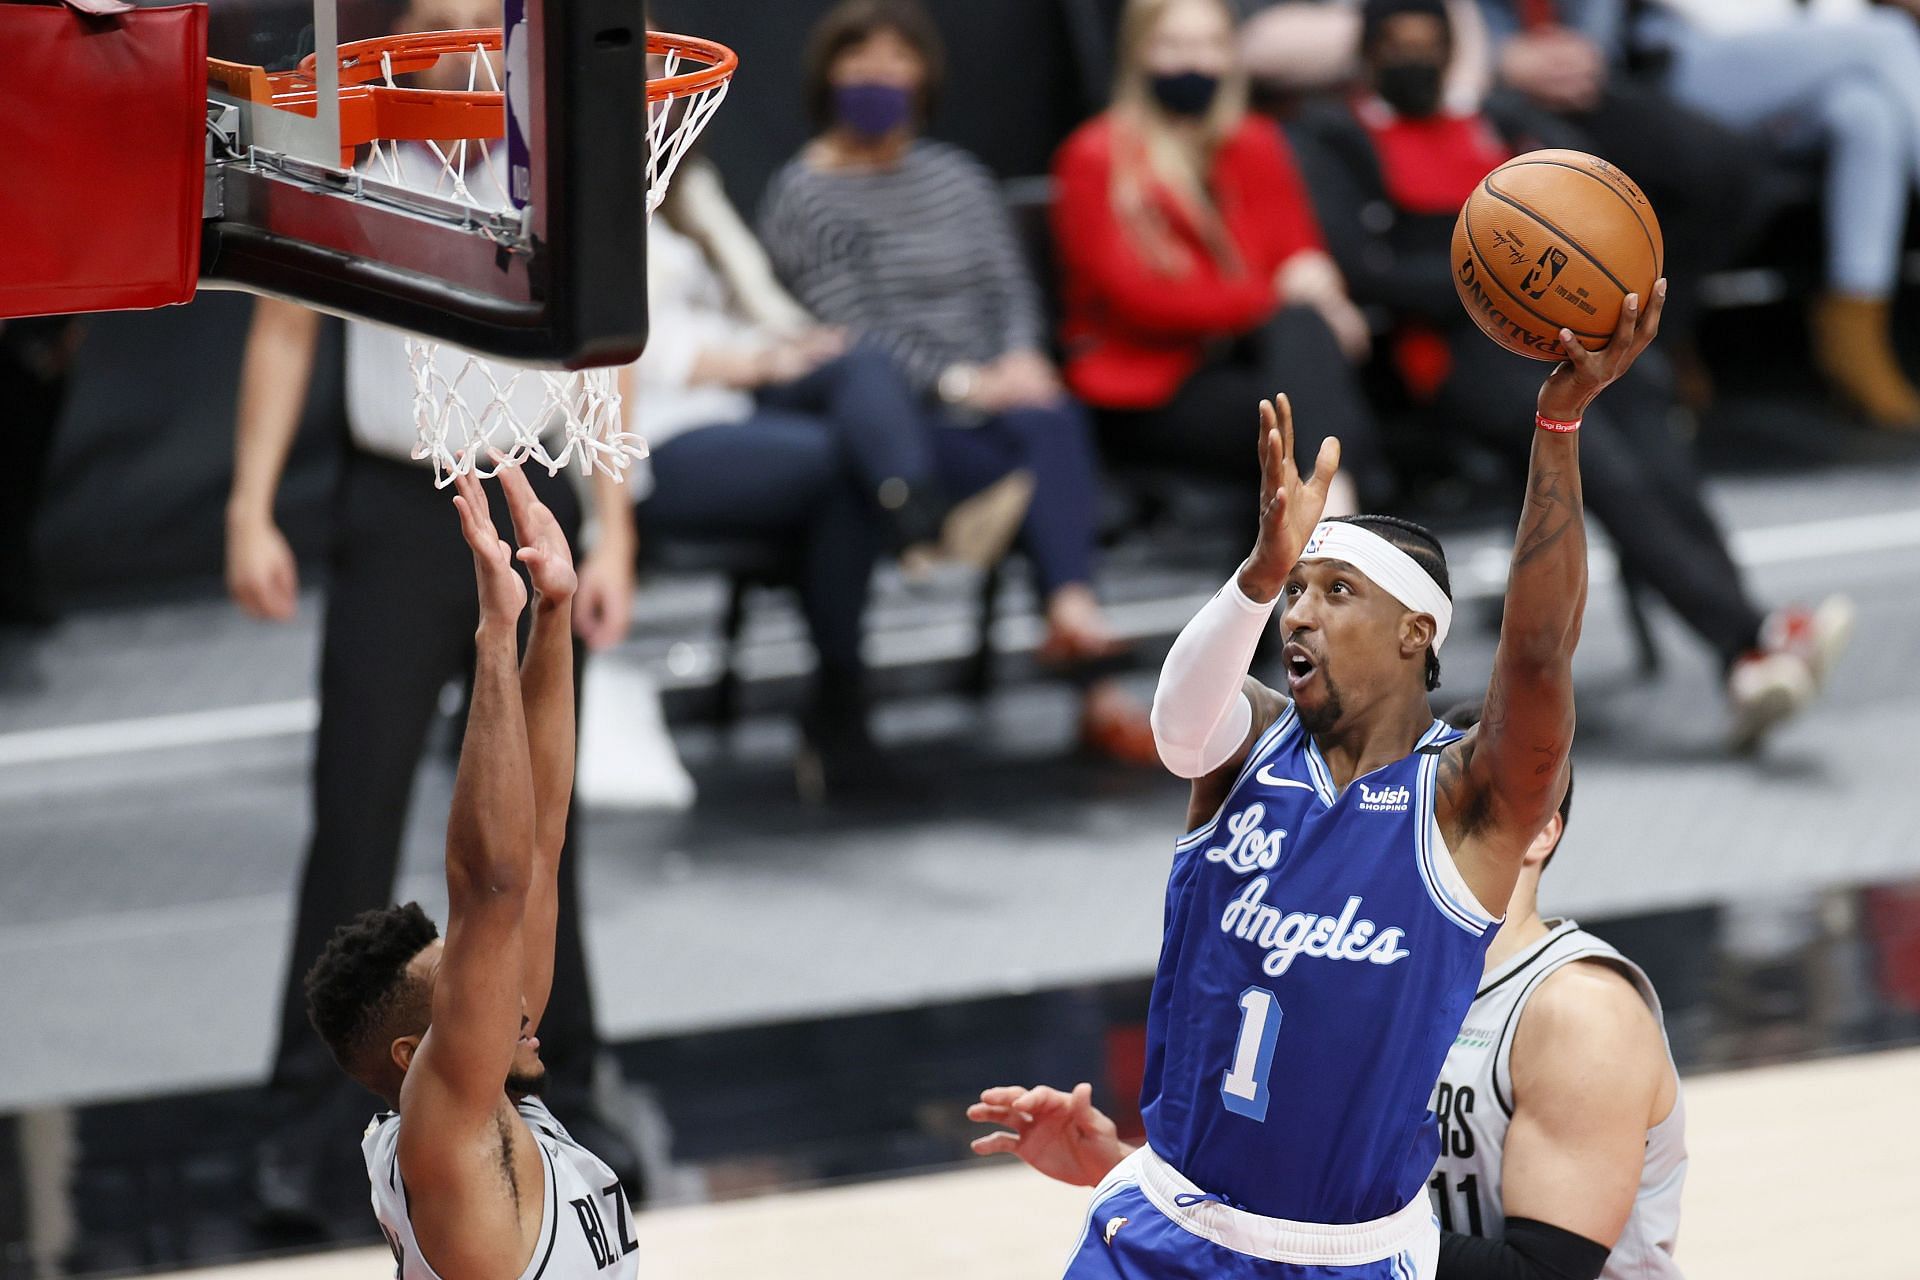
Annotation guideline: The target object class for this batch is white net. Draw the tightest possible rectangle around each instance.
[361,31,730,485]
[407,343,638,488]
[646,44,732,220]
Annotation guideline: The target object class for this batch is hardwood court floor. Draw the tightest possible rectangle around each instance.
[166,1046,1919,1280]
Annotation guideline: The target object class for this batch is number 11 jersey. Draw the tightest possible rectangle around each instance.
[1431,920,1686,1278]
[1140,709,1499,1224]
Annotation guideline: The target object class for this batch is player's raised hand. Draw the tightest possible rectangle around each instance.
[967,1082,1130,1188]
[1539,278,1667,422]
[1243,392,1341,600]
[496,462,578,607]
[451,467,527,626]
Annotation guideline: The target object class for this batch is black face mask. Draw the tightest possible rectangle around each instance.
[1150,70,1221,118]
[1376,60,1445,118]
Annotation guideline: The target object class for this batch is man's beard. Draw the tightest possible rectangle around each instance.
[1294,672,1346,736]
[505,1066,547,1096]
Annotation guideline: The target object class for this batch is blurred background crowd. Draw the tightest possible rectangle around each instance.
[6,0,1920,1275]
[14,0,1920,779]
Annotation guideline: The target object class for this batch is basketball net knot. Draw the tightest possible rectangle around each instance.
[407,340,646,488]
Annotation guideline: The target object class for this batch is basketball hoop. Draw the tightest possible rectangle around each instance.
[275,28,735,486]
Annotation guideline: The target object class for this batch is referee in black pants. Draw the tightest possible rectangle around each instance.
[0,317,80,628]
[226,297,641,1229]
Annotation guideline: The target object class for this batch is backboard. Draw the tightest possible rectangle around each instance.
[199,0,654,367]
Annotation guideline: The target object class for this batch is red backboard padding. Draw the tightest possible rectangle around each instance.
[0,3,208,318]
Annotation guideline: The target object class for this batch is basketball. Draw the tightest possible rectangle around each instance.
[1452,149,1664,362]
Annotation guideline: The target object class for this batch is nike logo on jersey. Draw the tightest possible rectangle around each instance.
[1253,764,1316,791]
[1104,1216,1129,1245]
[1220,880,1412,976]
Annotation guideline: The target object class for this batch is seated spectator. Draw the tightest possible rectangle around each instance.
[637,161,1031,798]
[657,158,1033,578]
[1624,0,1920,429]
[759,0,1155,765]
[1240,0,1490,112]
[1474,0,1769,409]
[1052,0,1387,514]
[1292,0,1854,749]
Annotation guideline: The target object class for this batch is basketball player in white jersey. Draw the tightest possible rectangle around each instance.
[1425,707,1684,1280]
[969,728,1686,1280]
[302,466,637,1280]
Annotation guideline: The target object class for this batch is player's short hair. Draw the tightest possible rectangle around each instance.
[803,0,946,131]
[1332,514,1451,691]
[305,902,440,1085]
[1441,700,1573,867]
[1359,0,1453,58]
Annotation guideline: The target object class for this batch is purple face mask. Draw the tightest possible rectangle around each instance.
[833,82,913,139]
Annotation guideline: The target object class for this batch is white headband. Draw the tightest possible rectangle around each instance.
[1298,521,1453,652]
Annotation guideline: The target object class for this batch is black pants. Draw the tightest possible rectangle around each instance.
[0,319,77,618]
[267,451,599,1116]
[1434,333,1766,667]
[1551,86,1773,342]
[1095,305,1391,506]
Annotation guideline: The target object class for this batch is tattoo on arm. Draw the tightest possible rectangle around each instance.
[1512,467,1577,568]
[1436,736,1492,837]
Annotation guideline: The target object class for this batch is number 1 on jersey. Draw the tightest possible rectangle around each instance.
[1220,986,1282,1121]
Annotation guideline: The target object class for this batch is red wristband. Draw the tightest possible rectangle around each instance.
[1535,413,1582,433]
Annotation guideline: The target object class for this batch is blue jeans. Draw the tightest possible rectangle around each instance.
[759,344,939,508]
[1666,8,1920,294]
[765,346,1105,596]
[640,414,874,679]
[927,396,1103,596]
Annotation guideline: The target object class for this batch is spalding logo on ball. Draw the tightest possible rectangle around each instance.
[1453,149,1663,361]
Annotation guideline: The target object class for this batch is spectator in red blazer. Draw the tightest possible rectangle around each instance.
[1052,0,1388,511]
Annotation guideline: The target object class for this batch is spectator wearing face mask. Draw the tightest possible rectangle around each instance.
[1289,0,1855,751]
[760,0,1157,765]
[1051,0,1389,515]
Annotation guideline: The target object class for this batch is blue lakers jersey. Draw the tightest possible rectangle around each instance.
[1140,709,1499,1224]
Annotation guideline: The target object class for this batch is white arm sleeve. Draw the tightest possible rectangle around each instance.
[1150,572,1279,779]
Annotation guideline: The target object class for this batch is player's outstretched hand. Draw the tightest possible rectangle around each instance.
[451,467,527,627]
[496,461,578,607]
[1243,392,1340,600]
[1539,278,1667,423]
[967,1082,1131,1188]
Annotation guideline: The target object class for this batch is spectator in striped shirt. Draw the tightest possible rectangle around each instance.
[760,0,1157,765]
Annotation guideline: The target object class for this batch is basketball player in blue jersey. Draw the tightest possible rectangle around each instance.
[973,716,1688,1280]
[301,466,637,1279]
[977,287,1666,1280]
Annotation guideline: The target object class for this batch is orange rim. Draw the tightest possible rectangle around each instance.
[223,28,734,150]
[645,31,737,102]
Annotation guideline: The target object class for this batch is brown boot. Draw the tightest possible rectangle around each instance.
[1809,293,1920,430]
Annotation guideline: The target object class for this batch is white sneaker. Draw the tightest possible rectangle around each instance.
[1727,650,1816,752]
[1759,595,1856,690]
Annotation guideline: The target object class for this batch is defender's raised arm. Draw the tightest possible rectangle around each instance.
[1442,283,1667,905]
[402,470,537,1129]
[494,464,579,1035]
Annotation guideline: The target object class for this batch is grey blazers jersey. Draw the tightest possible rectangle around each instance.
[362,1096,638,1280]
[1430,920,1687,1280]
